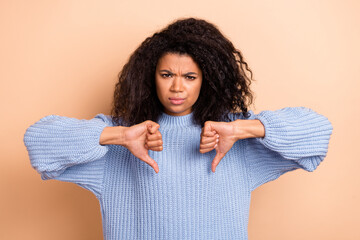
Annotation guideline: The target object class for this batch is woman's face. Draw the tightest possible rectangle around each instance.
[155,53,202,116]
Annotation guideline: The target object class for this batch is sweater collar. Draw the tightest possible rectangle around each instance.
[158,112,196,127]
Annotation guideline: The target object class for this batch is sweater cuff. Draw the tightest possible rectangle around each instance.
[253,110,286,155]
[253,107,333,161]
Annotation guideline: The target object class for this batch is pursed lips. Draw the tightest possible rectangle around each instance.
[169,97,185,105]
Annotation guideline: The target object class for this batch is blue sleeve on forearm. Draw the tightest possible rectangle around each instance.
[245,107,333,191]
[23,114,113,196]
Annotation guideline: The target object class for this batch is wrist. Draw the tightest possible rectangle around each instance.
[232,119,265,140]
[99,126,126,145]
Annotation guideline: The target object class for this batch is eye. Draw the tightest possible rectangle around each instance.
[161,73,173,78]
[185,75,196,80]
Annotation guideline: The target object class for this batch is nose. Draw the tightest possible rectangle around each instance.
[170,77,184,92]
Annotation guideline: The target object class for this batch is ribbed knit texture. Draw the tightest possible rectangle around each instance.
[24,107,333,240]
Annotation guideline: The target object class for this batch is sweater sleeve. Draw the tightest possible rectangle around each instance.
[244,107,333,191]
[23,113,113,197]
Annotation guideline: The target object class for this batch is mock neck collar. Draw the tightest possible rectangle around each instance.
[158,112,196,127]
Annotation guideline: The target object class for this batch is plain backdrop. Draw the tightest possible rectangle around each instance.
[1,0,359,239]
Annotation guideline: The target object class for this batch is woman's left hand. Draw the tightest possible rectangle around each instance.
[200,119,265,172]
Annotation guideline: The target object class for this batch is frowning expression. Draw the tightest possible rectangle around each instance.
[155,53,202,116]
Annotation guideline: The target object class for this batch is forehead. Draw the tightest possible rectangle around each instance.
[156,53,201,72]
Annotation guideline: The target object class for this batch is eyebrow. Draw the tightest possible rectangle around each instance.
[159,70,198,76]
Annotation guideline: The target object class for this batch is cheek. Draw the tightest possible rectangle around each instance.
[192,81,202,98]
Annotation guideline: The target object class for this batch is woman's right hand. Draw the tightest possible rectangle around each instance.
[100,121,162,173]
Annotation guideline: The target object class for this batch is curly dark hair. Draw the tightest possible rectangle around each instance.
[112,18,254,126]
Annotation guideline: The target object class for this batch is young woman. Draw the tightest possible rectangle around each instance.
[24,18,333,239]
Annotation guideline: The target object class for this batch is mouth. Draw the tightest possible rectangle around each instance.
[169,97,185,105]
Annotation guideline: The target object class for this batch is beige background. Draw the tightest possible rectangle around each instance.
[1,0,359,239]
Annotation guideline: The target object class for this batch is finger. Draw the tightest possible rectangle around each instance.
[147,122,160,134]
[146,139,163,148]
[200,141,217,150]
[211,151,225,173]
[200,134,219,144]
[148,146,163,152]
[201,130,216,138]
[147,131,162,141]
[203,122,216,137]
[200,141,217,152]
[141,153,159,173]
[199,146,216,154]
[201,128,216,137]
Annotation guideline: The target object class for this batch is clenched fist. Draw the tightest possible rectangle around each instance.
[200,119,265,172]
[100,120,163,173]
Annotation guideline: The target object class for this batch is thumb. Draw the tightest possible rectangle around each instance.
[141,152,159,173]
[211,151,225,173]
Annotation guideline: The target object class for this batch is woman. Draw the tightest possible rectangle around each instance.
[24,18,333,239]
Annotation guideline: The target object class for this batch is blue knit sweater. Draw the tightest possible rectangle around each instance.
[24,107,333,239]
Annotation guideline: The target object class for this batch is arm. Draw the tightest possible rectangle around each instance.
[200,107,333,175]
[246,107,333,190]
[24,114,162,196]
[99,121,163,173]
[232,119,265,139]
[252,107,333,164]
[199,118,265,172]
[23,114,112,196]
[24,114,162,175]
